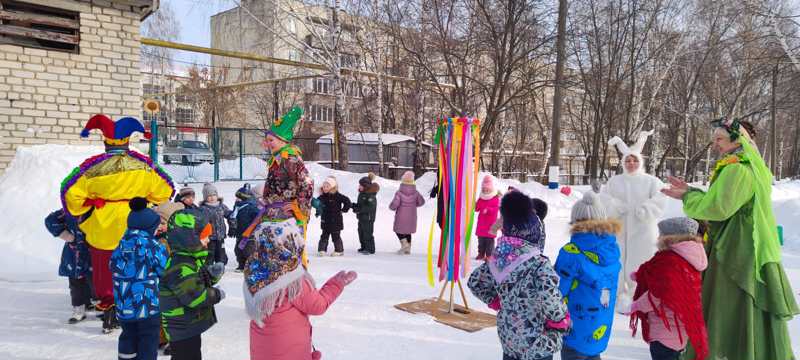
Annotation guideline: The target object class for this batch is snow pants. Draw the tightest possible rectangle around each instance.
[118,316,160,360]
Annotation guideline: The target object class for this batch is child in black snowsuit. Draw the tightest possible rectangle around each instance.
[230,184,261,272]
[317,176,352,256]
[44,209,93,324]
[354,173,379,255]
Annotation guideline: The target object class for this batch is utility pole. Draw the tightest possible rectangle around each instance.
[547,0,568,188]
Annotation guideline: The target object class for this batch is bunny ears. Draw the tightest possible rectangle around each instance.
[608,130,654,156]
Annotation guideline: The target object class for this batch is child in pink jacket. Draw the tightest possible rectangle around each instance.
[244,219,357,360]
[475,175,501,260]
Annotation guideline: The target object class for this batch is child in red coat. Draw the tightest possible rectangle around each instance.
[630,217,709,360]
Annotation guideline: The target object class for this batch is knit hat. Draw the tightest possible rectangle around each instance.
[202,183,218,200]
[608,130,654,175]
[500,191,544,247]
[154,202,184,225]
[236,183,254,200]
[266,106,303,142]
[401,171,415,185]
[359,176,372,188]
[570,192,607,223]
[481,175,494,192]
[127,197,160,235]
[243,219,310,327]
[658,217,699,237]
[322,176,338,191]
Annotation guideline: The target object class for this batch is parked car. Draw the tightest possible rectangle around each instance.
[163,140,214,165]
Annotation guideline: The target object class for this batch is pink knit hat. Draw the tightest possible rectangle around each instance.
[401,171,415,185]
[481,175,494,193]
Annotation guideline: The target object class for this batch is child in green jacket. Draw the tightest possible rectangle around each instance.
[353,173,379,255]
[159,207,225,360]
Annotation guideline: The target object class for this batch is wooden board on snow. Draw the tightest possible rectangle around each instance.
[394,298,496,333]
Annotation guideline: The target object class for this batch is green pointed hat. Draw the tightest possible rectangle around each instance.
[268,106,303,142]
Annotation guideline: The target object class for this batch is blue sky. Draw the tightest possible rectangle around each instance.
[160,0,236,66]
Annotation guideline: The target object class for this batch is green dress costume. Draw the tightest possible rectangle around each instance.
[682,137,798,360]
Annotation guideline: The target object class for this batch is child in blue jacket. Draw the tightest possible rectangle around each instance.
[554,192,622,360]
[44,209,93,324]
[111,198,168,359]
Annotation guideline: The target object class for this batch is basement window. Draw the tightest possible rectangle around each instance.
[0,0,80,53]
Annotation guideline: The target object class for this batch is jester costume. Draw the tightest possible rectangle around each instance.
[243,107,313,263]
[681,125,798,360]
[60,114,174,328]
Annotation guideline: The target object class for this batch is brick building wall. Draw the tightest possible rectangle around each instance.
[0,0,154,172]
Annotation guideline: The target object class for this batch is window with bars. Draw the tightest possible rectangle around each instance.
[0,0,80,53]
[175,108,195,124]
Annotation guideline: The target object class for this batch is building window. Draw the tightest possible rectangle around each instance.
[0,0,80,53]
[287,18,297,34]
[313,77,332,94]
[175,108,194,124]
[308,104,333,122]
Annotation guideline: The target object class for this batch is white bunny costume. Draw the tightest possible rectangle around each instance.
[601,130,666,312]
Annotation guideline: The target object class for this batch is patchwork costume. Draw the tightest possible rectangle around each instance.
[243,106,313,264]
[60,114,174,331]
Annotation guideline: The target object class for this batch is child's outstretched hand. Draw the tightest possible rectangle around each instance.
[334,270,358,286]
[59,230,75,242]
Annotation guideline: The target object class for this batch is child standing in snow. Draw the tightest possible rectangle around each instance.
[389,171,425,255]
[555,192,622,360]
[159,207,225,360]
[245,219,358,360]
[231,184,261,272]
[44,209,93,324]
[174,186,197,210]
[475,175,501,260]
[111,198,169,360]
[629,217,708,360]
[468,191,569,360]
[354,173,379,255]
[316,176,352,257]
[199,183,231,265]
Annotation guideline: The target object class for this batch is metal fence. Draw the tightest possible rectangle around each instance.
[151,124,332,184]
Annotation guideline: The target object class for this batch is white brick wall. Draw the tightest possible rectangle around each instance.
[0,0,145,171]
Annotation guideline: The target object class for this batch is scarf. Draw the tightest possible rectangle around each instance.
[243,219,311,327]
[630,250,708,360]
[488,235,541,284]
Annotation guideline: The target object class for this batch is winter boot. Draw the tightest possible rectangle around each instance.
[68,306,86,324]
[331,252,344,257]
[317,251,327,257]
[102,306,118,334]
[403,239,411,255]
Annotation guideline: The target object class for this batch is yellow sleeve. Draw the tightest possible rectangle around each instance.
[63,172,92,216]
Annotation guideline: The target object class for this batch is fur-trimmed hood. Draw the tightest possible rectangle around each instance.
[570,219,622,235]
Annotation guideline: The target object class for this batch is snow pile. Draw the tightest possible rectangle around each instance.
[0,145,103,277]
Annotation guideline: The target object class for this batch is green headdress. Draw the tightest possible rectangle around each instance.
[267,106,303,142]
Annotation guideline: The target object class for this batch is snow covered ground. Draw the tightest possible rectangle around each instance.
[0,144,797,360]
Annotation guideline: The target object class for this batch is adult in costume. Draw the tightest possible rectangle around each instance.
[602,130,665,311]
[662,119,798,360]
[61,114,175,332]
[242,106,313,262]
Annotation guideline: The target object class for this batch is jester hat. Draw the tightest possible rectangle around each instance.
[266,106,303,142]
[81,114,152,145]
